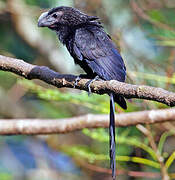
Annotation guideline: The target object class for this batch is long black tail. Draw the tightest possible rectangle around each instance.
[110,94,127,180]
[110,93,116,179]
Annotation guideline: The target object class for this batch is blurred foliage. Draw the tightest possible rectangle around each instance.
[0,0,175,179]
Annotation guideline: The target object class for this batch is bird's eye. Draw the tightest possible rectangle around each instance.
[52,13,57,18]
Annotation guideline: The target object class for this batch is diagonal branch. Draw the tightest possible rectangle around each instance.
[0,55,175,106]
[0,108,175,135]
[130,0,175,32]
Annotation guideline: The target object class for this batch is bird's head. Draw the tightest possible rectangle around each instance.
[38,6,99,29]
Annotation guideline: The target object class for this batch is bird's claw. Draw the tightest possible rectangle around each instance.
[85,75,100,96]
[74,76,81,88]
[87,83,92,96]
[74,75,100,96]
[74,74,89,88]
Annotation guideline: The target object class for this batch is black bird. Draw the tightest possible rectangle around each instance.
[38,6,127,179]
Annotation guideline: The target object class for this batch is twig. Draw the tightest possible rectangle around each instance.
[77,159,161,178]
[131,0,175,32]
[137,125,170,180]
[146,125,170,180]
[0,55,175,107]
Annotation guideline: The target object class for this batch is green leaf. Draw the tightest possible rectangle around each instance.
[129,71,175,84]
[18,79,110,113]
[158,131,174,155]
[83,129,157,160]
[65,145,160,169]
[148,10,166,23]
[165,151,175,169]
[157,40,175,47]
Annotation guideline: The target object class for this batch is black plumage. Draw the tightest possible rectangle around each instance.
[38,6,127,179]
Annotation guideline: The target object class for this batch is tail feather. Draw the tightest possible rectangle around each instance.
[109,94,127,180]
[110,93,116,179]
[113,95,127,110]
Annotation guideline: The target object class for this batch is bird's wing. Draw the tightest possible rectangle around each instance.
[74,26,126,81]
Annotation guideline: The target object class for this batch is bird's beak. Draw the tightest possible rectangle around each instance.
[38,12,51,27]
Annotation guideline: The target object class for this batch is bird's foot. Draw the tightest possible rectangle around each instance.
[73,74,88,88]
[86,75,100,96]
[74,76,81,88]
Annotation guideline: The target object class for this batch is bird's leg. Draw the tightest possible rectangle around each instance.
[86,75,100,96]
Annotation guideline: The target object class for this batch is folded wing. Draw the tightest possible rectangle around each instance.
[73,26,126,82]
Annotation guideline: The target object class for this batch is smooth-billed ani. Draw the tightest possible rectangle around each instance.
[38,6,127,180]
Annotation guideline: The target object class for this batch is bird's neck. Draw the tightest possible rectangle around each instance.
[55,25,73,44]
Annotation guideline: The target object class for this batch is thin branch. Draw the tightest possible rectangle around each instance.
[137,125,170,179]
[0,108,175,135]
[0,55,175,107]
[77,159,161,178]
[146,125,170,180]
[131,0,175,32]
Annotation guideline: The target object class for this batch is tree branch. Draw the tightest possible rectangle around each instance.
[0,55,175,106]
[0,108,175,135]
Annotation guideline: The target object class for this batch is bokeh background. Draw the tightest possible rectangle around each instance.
[0,0,175,179]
